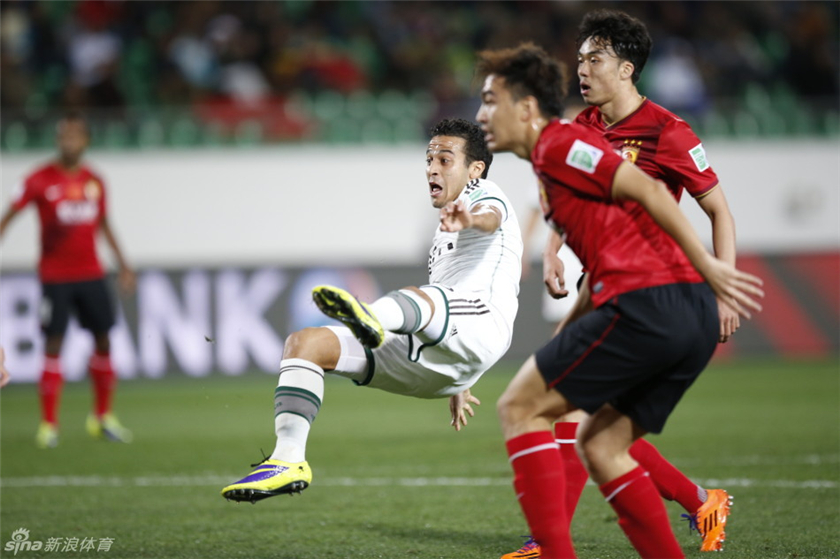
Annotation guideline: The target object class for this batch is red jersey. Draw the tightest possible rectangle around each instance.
[12,162,107,283]
[575,99,719,202]
[532,120,703,308]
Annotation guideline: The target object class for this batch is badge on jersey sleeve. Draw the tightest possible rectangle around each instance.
[689,143,710,172]
[566,139,604,174]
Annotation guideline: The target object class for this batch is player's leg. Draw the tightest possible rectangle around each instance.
[76,279,130,442]
[36,283,70,448]
[628,438,732,552]
[222,326,340,502]
[497,357,578,559]
[579,407,685,559]
[311,284,442,347]
[500,409,588,559]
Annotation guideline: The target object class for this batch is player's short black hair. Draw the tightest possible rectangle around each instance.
[57,110,90,135]
[475,42,567,120]
[577,10,652,84]
[429,118,493,179]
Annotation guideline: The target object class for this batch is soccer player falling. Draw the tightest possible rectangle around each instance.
[221,118,524,502]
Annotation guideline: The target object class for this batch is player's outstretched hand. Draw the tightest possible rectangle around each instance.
[449,389,481,431]
[0,346,11,388]
[704,257,764,320]
[543,251,569,299]
[716,298,741,343]
[118,267,137,295]
[440,200,473,232]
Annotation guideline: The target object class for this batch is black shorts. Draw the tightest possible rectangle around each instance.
[41,278,116,336]
[535,282,718,434]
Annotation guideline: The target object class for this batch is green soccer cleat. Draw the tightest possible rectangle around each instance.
[311,285,384,348]
[35,421,59,449]
[86,413,133,443]
[222,459,312,503]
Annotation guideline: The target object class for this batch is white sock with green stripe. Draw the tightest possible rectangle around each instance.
[370,289,432,334]
[271,358,324,463]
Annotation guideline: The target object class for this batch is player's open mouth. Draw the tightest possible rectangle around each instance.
[580,83,591,95]
[430,182,443,196]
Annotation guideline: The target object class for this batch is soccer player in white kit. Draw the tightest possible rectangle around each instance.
[222,118,523,502]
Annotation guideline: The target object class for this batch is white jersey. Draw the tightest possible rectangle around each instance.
[427,178,523,330]
[328,177,524,399]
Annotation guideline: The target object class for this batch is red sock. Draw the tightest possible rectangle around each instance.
[555,422,589,519]
[89,351,116,417]
[630,438,704,513]
[39,357,63,425]
[599,466,685,559]
[506,431,577,559]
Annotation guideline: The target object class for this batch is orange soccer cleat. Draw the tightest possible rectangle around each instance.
[500,536,541,559]
[690,488,733,552]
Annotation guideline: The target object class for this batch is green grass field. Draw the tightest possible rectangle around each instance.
[1,358,838,559]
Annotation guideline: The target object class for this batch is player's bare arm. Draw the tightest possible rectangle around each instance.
[552,274,593,336]
[99,215,136,294]
[0,206,21,238]
[449,388,481,432]
[439,200,501,233]
[542,228,569,299]
[0,346,10,388]
[696,186,740,342]
[611,162,764,317]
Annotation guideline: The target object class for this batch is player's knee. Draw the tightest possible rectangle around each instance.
[577,432,627,476]
[93,333,110,354]
[496,387,530,428]
[44,336,64,356]
[283,327,339,369]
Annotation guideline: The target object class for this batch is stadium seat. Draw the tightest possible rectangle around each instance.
[733,109,760,138]
[346,90,376,120]
[393,119,424,144]
[376,90,411,120]
[234,120,264,146]
[313,91,346,121]
[701,109,731,137]
[168,117,201,147]
[103,121,132,149]
[137,117,166,148]
[360,118,393,144]
[3,122,29,151]
[326,116,361,143]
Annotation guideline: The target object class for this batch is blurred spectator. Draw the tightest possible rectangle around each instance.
[65,0,124,108]
[0,0,836,139]
[647,38,709,117]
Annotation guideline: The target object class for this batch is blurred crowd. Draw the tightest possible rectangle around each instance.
[1,0,838,136]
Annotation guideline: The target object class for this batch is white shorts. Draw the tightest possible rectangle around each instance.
[326,285,513,399]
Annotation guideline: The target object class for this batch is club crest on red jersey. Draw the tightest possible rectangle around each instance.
[66,182,84,200]
[84,179,102,200]
[620,139,643,164]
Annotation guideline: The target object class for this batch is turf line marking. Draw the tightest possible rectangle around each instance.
[0,475,836,489]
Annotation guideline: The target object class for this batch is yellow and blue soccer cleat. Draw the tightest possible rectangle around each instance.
[312,285,384,348]
[221,458,312,503]
[86,413,133,443]
[35,421,59,449]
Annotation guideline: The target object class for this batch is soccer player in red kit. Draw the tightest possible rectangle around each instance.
[475,43,763,559]
[503,12,740,558]
[0,113,135,448]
